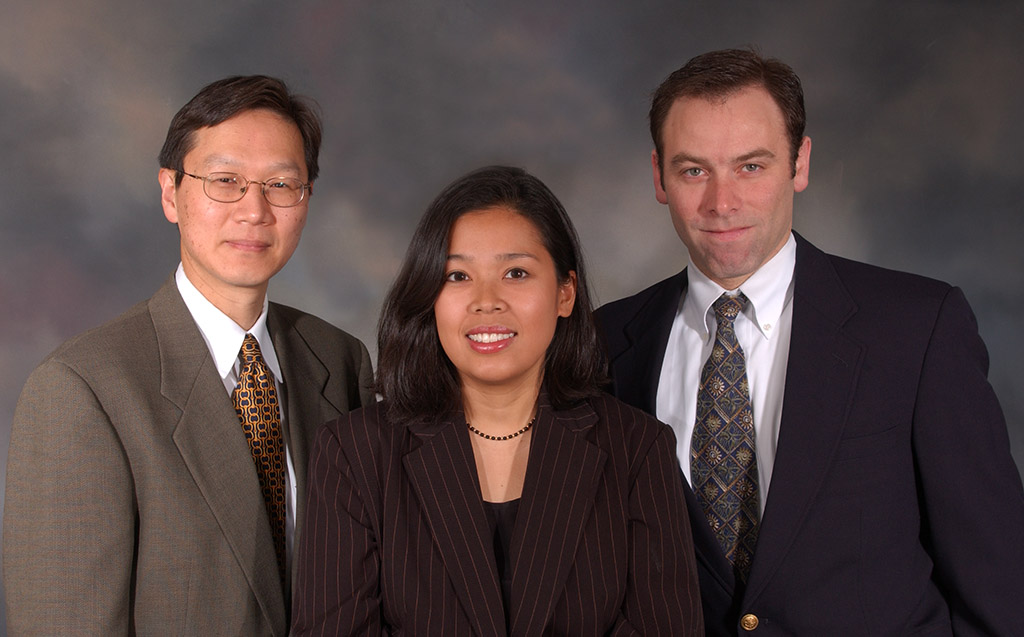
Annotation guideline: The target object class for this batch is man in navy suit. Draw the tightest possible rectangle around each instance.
[596,48,1024,635]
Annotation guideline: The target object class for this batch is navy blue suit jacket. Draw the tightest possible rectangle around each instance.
[595,233,1024,635]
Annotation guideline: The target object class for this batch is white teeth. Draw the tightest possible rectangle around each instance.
[468,332,514,343]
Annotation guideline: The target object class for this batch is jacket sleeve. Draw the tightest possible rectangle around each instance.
[614,423,704,636]
[3,359,136,635]
[912,286,1024,635]
[292,416,383,636]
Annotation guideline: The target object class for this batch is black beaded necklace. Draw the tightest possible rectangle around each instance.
[467,418,535,441]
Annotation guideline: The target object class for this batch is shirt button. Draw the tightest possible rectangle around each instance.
[740,613,759,631]
[763,323,772,331]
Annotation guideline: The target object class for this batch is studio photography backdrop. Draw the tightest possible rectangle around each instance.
[2,0,1022,629]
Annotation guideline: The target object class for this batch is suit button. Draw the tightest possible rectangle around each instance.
[740,613,759,631]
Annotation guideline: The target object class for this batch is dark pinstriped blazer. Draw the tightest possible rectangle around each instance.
[292,392,704,636]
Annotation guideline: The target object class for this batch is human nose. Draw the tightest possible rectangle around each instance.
[703,175,740,215]
[470,279,505,313]
[234,179,273,223]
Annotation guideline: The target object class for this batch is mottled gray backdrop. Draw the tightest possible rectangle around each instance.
[2,0,1022,627]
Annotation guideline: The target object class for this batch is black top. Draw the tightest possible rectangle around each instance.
[483,498,520,630]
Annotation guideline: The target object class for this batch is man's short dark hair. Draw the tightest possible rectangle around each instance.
[376,165,606,424]
[650,48,805,175]
[158,75,322,185]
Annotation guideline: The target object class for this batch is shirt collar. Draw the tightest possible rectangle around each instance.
[174,264,283,383]
[683,232,796,341]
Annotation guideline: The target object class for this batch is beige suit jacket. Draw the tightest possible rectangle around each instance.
[3,276,375,636]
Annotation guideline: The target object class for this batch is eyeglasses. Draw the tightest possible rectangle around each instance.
[179,171,311,208]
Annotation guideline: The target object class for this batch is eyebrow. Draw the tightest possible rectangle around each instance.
[446,252,539,262]
[668,148,777,167]
[200,155,303,175]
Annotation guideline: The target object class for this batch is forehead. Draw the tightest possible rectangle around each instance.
[662,86,788,153]
[186,109,306,172]
[449,207,545,252]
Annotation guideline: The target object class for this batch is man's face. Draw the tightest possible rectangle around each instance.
[159,109,309,306]
[652,85,810,290]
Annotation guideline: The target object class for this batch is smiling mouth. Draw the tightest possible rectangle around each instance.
[468,332,515,343]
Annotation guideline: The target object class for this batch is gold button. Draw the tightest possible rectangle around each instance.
[740,613,759,631]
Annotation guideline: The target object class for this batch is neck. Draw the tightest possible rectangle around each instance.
[181,264,267,330]
[461,377,541,436]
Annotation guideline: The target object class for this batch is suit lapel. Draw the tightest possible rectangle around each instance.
[266,304,343,594]
[149,279,286,635]
[608,271,686,414]
[402,415,507,637]
[744,235,865,601]
[509,401,607,637]
[682,474,739,595]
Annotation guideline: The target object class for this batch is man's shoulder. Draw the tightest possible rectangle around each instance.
[595,270,686,327]
[812,246,955,307]
[42,296,158,371]
[796,234,955,306]
[268,302,368,356]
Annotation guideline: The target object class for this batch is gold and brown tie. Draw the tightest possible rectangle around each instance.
[232,333,287,584]
[691,293,760,580]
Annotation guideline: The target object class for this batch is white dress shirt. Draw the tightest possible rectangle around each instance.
[657,234,796,513]
[175,264,299,572]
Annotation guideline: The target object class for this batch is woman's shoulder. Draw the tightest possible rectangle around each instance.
[579,391,676,451]
[317,401,398,451]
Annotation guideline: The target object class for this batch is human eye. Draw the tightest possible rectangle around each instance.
[445,270,469,283]
[267,178,300,190]
[741,163,762,173]
[504,267,529,280]
[209,173,240,185]
[683,167,704,178]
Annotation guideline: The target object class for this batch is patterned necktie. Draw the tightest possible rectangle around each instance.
[691,293,760,580]
[232,334,287,584]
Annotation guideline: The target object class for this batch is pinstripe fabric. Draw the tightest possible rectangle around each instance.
[293,393,703,636]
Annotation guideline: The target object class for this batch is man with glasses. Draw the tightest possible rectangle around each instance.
[4,75,375,636]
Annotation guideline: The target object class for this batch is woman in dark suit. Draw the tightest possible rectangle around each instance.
[293,166,703,636]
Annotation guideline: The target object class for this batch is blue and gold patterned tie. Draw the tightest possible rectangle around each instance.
[691,293,760,580]
[233,334,287,584]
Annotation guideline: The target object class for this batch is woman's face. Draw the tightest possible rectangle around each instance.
[434,206,576,395]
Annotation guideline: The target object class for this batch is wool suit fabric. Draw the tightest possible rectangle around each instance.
[4,276,375,636]
[595,233,1024,636]
[292,393,704,636]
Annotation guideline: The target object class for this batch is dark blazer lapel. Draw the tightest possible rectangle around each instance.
[682,474,738,596]
[266,305,342,588]
[150,278,286,634]
[402,416,506,637]
[744,235,864,600]
[606,271,686,414]
[508,401,607,637]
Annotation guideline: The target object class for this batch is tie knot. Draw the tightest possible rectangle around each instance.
[712,293,747,325]
[239,334,265,366]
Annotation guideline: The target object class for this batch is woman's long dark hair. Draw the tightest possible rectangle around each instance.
[376,166,606,424]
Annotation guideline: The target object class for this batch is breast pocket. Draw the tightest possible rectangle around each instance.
[823,423,910,496]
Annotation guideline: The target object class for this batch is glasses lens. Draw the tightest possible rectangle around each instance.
[262,178,306,207]
[204,173,245,203]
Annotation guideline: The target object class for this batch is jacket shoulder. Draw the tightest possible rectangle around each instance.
[36,298,157,376]
[585,392,676,459]
[595,272,685,327]
[796,235,955,311]
[826,252,952,297]
[269,302,369,354]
